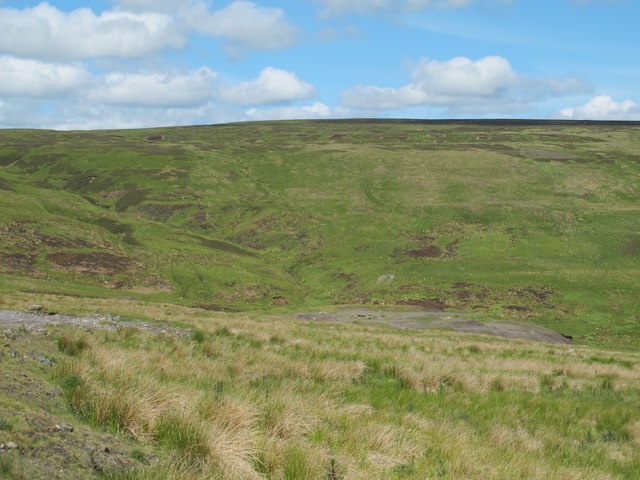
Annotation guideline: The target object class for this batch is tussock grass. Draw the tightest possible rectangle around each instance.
[56,332,89,356]
[45,307,640,479]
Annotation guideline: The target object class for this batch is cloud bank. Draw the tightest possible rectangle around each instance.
[341,56,591,114]
[0,3,184,60]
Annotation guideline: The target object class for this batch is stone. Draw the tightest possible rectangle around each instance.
[28,304,42,311]
[376,274,395,285]
[53,424,74,432]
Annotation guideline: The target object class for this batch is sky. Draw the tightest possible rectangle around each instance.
[0,0,639,129]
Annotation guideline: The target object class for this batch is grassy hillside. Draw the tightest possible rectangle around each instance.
[1,119,639,348]
[2,299,640,479]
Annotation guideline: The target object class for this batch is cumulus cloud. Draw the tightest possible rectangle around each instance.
[0,55,90,97]
[341,56,590,114]
[112,0,298,53]
[0,1,298,62]
[0,3,184,61]
[245,102,350,121]
[87,68,219,107]
[559,95,640,120]
[219,67,316,106]
[193,1,299,52]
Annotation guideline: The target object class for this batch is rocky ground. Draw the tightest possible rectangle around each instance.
[0,309,191,337]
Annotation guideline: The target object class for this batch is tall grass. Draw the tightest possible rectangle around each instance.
[48,311,640,479]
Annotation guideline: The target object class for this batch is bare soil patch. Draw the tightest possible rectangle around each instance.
[0,252,35,272]
[46,252,131,275]
[397,298,447,310]
[404,246,442,257]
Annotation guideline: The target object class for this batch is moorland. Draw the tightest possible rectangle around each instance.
[0,119,639,479]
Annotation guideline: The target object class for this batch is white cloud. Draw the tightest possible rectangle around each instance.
[0,1,298,64]
[245,102,350,121]
[411,56,519,101]
[111,0,299,54]
[219,67,316,106]
[193,1,298,52]
[341,56,590,114]
[0,94,243,130]
[88,68,219,107]
[111,0,199,12]
[0,55,90,97]
[559,95,640,120]
[0,2,184,61]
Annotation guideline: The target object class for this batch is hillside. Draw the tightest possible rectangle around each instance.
[1,119,639,348]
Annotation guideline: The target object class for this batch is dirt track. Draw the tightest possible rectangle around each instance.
[296,307,572,344]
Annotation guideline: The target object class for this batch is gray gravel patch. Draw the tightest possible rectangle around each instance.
[295,307,571,344]
[0,310,191,337]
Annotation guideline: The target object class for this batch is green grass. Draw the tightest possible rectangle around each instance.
[1,119,640,348]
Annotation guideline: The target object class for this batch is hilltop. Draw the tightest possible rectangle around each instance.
[1,119,639,348]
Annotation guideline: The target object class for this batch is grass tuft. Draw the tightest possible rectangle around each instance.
[57,333,89,356]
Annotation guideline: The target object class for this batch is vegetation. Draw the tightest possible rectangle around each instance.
[1,119,640,477]
[42,305,640,478]
[0,120,639,348]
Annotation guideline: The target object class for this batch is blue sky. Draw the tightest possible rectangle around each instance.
[0,0,638,129]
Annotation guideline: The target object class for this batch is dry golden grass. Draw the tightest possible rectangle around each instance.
[9,293,640,478]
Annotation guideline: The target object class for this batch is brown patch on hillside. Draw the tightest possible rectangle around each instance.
[404,246,441,257]
[330,272,359,289]
[0,222,90,251]
[100,190,125,199]
[503,305,531,312]
[273,296,288,306]
[397,298,447,310]
[46,252,132,275]
[0,252,35,272]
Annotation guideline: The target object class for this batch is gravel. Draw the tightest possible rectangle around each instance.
[0,309,191,337]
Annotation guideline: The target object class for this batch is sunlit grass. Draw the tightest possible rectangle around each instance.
[46,307,640,479]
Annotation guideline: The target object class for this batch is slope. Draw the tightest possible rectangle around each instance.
[1,119,639,348]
